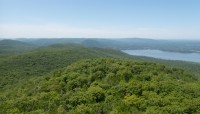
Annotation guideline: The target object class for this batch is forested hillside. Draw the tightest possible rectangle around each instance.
[1,59,200,113]
[1,43,200,91]
[132,56,200,74]
[0,39,36,55]
[0,44,129,90]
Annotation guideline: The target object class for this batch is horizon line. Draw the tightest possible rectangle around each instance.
[1,37,200,41]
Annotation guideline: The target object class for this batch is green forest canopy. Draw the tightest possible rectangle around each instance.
[1,59,200,114]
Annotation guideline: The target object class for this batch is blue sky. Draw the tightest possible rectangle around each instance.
[0,0,200,39]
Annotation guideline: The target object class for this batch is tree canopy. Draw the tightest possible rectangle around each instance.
[1,59,200,113]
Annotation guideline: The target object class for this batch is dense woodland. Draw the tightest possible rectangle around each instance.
[1,59,200,113]
[0,39,200,113]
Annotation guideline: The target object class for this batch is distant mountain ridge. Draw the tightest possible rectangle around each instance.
[16,38,200,53]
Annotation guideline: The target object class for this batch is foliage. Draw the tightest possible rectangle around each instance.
[1,59,200,113]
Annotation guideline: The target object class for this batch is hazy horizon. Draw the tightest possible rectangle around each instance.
[1,37,200,41]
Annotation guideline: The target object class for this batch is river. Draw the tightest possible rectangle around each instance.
[122,50,200,63]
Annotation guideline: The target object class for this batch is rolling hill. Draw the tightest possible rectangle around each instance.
[0,43,130,90]
[1,42,200,90]
[0,39,36,54]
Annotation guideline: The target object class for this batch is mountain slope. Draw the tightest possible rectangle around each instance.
[1,59,199,113]
[0,39,36,54]
[0,43,130,89]
[1,42,200,90]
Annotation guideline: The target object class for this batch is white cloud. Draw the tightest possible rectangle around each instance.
[0,23,199,39]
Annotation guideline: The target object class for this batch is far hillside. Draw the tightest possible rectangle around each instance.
[17,38,200,53]
[0,39,36,55]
